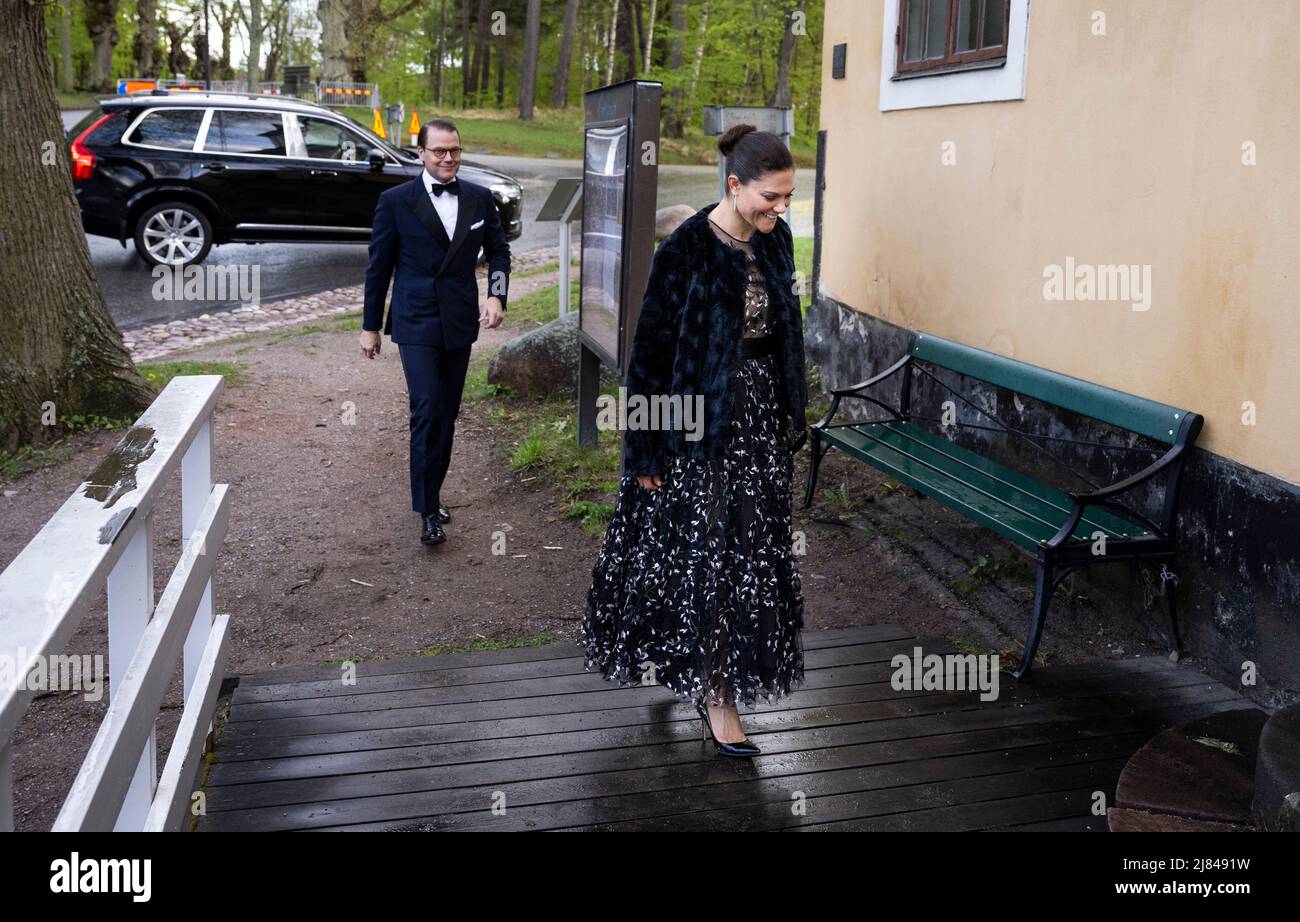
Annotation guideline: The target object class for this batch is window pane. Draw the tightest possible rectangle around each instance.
[127,109,205,150]
[904,0,925,62]
[925,0,949,59]
[215,110,286,155]
[299,116,378,162]
[956,0,979,52]
[982,0,1006,47]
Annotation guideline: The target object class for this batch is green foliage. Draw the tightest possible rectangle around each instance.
[137,360,246,392]
[566,499,615,535]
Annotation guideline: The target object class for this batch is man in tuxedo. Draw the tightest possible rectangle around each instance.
[361,118,510,546]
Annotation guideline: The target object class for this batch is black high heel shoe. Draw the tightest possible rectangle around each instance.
[695,699,761,757]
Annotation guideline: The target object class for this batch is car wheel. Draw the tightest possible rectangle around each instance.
[133,201,213,268]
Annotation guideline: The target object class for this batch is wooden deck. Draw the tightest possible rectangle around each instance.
[196,625,1257,831]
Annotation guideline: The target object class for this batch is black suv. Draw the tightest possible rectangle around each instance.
[67,90,523,267]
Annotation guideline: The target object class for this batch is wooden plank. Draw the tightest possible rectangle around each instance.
[554,759,1131,832]
[204,699,1253,831]
[229,633,959,707]
[207,665,1232,784]
[221,638,962,723]
[215,655,1217,763]
[910,331,1188,444]
[199,688,1251,822]
[234,624,919,688]
[207,731,1147,832]
[872,421,1150,538]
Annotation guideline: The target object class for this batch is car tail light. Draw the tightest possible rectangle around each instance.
[70,114,111,180]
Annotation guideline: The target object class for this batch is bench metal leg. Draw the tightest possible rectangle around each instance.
[1164,569,1183,657]
[1013,560,1060,679]
[802,433,827,509]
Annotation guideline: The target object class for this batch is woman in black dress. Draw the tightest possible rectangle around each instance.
[580,124,807,758]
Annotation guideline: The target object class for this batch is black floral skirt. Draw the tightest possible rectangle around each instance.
[578,352,807,709]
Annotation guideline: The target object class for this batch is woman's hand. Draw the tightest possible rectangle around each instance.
[636,474,663,490]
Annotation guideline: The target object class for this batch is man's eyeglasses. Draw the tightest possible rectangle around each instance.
[418,146,462,160]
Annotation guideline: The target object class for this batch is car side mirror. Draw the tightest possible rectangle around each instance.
[368,150,386,171]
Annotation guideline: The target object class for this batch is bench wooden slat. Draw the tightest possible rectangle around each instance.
[912,333,1189,445]
[867,421,1150,539]
[821,422,1152,551]
[821,423,1058,549]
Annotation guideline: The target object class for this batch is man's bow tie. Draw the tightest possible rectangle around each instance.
[429,180,459,197]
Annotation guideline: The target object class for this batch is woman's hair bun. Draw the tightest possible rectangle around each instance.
[717,124,758,159]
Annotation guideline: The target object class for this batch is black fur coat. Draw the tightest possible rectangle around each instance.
[621,201,808,477]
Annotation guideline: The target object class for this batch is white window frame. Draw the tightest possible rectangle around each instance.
[879,0,1031,111]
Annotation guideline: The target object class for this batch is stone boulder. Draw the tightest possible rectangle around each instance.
[488,312,622,397]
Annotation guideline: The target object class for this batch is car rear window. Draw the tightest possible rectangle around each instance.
[125,108,206,149]
[210,110,286,155]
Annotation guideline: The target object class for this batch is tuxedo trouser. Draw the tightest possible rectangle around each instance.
[397,341,473,514]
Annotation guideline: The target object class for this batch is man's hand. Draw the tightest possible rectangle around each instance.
[480,296,504,329]
[360,330,381,359]
[636,474,662,491]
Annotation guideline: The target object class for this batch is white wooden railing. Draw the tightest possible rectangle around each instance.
[0,375,231,831]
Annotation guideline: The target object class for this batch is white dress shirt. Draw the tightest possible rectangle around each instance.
[421,168,459,240]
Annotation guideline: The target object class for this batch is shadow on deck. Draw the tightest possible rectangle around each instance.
[196,625,1256,831]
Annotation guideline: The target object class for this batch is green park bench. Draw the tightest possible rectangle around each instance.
[803,331,1204,679]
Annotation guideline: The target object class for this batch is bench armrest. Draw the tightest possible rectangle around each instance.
[813,354,912,430]
[1068,442,1187,505]
[829,353,912,396]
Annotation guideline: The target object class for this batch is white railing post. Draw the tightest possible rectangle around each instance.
[181,416,215,706]
[106,509,156,831]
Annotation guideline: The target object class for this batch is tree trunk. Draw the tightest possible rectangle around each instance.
[665,0,685,137]
[318,0,350,82]
[689,0,709,101]
[459,0,471,104]
[550,0,578,108]
[433,0,446,104]
[618,0,637,80]
[85,0,120,93]
[245,0,263,88]
[60,7,74,93]
[605,0,617,85]
[642,0,656,74]
[771,0,801,107]
[0,4,152,452]
[135,0,159,78]
[517,0,541,119]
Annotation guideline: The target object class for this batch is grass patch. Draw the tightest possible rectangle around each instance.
[566,499,615,535]
[505,277,579,328]
[138,360,247,392]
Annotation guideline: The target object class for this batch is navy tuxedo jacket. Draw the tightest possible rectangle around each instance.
[363,175,511,349]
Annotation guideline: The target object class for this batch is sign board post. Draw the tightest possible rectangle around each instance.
[535,179,583,318]
[577,79,662,453]
[703,105,795,228]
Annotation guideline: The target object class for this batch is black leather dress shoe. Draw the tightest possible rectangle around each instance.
[435,504,451,524]
[420,514,446,545]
